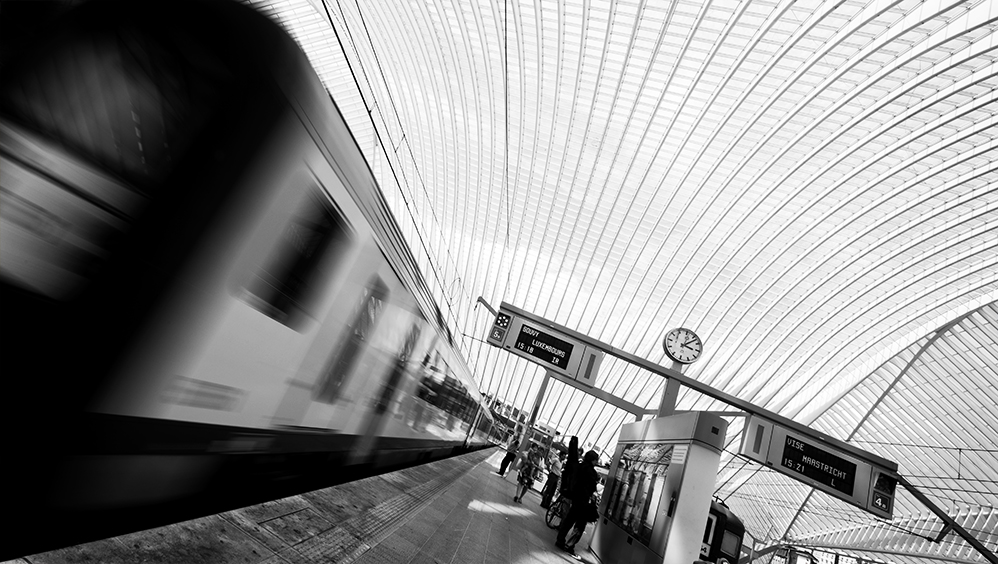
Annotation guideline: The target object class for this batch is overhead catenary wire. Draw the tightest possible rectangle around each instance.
[319,0,472,346]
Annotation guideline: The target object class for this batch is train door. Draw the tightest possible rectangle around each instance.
[314,276,390,404]
[348,316,433,462]
[701,512,718,561]
[389,334,440,434]
[370,321,423,417]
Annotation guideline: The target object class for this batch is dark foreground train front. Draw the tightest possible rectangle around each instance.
[0,1,499,558]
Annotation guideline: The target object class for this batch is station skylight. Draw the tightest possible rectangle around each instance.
[248,0,997,561]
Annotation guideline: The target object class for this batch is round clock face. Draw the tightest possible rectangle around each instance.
[663,328,702,364]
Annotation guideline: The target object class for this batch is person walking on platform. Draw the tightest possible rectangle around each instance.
[556,449,600,557]
[513,445,542,503]
[540,450,566,509]
[497,435,519,476]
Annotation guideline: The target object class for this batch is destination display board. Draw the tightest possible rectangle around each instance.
[514,323,575,370]
[781,434,857,496]
[740,415,898,519]
[485,305,602,385]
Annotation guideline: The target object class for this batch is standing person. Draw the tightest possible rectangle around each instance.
[513,445,542,503]
[562,436,579,495]
[497,435,519,476]
[565,491,600,555]
[540,451,565,508]
[556,450,600,557]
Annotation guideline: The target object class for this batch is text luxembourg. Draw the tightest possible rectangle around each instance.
[521,326,568,357]
[531,340,566,357]
[802,455,848,480]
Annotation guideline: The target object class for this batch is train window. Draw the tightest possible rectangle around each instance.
[720,530,741,559]
[246,184,351,329]
[313,276,389,404]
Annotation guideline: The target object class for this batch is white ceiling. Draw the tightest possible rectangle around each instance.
[248,0,997,561]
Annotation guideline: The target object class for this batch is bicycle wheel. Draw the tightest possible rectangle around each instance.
[545,496,571,529]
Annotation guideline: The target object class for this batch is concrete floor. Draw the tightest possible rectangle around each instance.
[8,448,597,564]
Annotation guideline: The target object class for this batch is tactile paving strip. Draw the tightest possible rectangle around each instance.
[288,450,492,563]
[16,448,496,564]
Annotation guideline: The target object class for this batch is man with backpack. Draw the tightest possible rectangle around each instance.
[556,448,600,557]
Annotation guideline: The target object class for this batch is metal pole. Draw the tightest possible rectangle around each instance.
[899,475,998,564]
[657,376,682,417]
[514,370,553,466]
[657,361,685,417]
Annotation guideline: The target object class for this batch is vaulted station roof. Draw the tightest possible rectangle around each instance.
[248,0,997,561]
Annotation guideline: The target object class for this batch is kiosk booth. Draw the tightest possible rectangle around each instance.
[591,412,728,564]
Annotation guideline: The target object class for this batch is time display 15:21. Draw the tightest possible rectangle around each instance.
[781,434,857,496]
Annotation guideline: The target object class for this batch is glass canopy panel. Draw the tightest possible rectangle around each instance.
[246,0,996,561]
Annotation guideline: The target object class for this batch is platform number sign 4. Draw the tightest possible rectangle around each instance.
[870,471,897,514]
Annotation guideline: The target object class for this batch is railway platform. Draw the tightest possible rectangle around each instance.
[9,448,597,564]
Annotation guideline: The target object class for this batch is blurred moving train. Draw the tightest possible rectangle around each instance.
[0,1,500,557]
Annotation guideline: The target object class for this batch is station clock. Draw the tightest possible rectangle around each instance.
[663,327,703,364]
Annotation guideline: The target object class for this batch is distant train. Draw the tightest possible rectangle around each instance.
[776,547,817,564]
[0,1,498,558]
[700,499,746,564]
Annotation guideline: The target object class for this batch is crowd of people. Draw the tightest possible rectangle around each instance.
[496,435,602,559]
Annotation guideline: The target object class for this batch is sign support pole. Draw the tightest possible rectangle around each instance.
[899,475,998,564]
[516,370,552,455]
[657,377,681,417]
[657,361,685,417]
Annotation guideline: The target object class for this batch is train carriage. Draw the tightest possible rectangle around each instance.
[700,500,746,564]
[0,1,495,558]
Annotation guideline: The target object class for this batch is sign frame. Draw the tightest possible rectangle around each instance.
[740,415,898,519]
[486,305,603,386]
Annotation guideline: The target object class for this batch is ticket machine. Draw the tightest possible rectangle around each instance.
[591,412,727,564]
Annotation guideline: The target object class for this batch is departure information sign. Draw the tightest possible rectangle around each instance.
[514,324,575,370]
[485,303,603,386]
[740,415,899,519]
[781,434,856,496]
